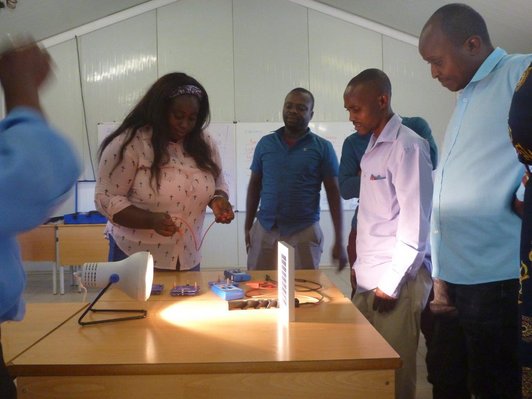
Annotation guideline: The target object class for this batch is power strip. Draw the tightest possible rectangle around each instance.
[228,299,278,310]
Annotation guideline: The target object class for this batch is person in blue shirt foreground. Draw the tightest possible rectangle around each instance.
[419,4,532,398]
[344,68,433,399]
[0,39,80,398]
[245,87,347,270]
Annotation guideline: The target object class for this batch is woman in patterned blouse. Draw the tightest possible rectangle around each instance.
[95,72,234,271]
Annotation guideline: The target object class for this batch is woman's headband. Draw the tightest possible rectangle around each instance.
[169,84,203,100]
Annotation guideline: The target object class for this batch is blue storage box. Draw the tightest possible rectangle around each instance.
[64,180,107,224]
[63,211,107,224]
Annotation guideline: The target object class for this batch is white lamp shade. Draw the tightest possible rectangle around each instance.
[79,251,154,301]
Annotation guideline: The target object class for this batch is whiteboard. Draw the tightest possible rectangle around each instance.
[97,122,120,145]
[96,121,236,212]
[235,122,280,211]
[206,122,237,207]
[235,122,357,212]
[309,121,358,211]
[76,180,97,212]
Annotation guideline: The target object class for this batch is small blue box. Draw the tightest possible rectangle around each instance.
[64,180,107,224]
[211,283,244,301]
[223,269,251,282]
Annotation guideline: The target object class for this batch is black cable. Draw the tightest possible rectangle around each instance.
[256,274,324,305]
[75,35,96,179]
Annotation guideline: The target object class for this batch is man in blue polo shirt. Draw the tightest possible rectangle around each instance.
[245,87,347,270]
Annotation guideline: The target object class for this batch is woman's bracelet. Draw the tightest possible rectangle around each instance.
[209,194,226,206]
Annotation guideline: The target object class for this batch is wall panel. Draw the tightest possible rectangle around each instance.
[77,11,158,179]
[41,39,85,216]
[233,0,309,122]
[308,9,382,121]
[383,36,455,148]
[157,0,234,122]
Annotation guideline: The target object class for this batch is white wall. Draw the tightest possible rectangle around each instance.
[37,0,454,269]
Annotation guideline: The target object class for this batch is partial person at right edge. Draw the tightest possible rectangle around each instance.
[0,39,81,399]
[419,3,532,399]
[508,62,532,399]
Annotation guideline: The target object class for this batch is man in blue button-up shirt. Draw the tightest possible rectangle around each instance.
[419,4,532,399]
[0,40,80,398]
[245,88,347,270]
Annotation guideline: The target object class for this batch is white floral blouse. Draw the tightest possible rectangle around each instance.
[95,126,228,270]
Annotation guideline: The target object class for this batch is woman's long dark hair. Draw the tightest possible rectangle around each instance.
[98,72,220,189]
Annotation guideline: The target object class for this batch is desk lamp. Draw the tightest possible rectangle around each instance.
[75,251,154,326]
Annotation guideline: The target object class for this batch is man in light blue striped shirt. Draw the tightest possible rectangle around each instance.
[419,3,532,398]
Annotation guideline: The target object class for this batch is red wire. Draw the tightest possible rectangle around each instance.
[172,215,216,251]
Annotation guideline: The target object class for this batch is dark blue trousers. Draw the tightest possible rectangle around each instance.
[426,279,521,399]
[0,339,16,398]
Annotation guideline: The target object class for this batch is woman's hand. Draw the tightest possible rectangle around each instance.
[150,212,179,236]
[211,197,234,224]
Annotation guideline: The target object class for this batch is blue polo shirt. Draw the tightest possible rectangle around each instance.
[432,48,532,284]
[250,127,338,236]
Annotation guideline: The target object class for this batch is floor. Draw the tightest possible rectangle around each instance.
[23,266,432,399]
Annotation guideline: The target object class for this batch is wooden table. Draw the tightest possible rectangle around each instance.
[8,271,400,399]
[2,303,88,364]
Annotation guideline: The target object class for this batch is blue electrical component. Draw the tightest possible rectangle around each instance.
[170,284,200,296]
[223,268,251,282]
[211,283,244,301]
[208,279,239,287]
[151,283,164,295]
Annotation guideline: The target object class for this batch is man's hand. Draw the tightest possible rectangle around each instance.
[244,228,251,254]
[0,37,52,112]
[332,240,348,271]
[372,288,397,313]
[350,267,357,299]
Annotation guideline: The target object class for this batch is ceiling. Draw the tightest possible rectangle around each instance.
[0,0,152,43]
[317,0,532,54]
[0,0,530,54]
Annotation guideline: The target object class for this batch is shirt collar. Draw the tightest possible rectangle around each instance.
[277,126,311,141]
[469,47,507,84]
[368,114,401,148]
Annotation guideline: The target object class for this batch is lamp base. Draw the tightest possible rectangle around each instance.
[78,279,148,326]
